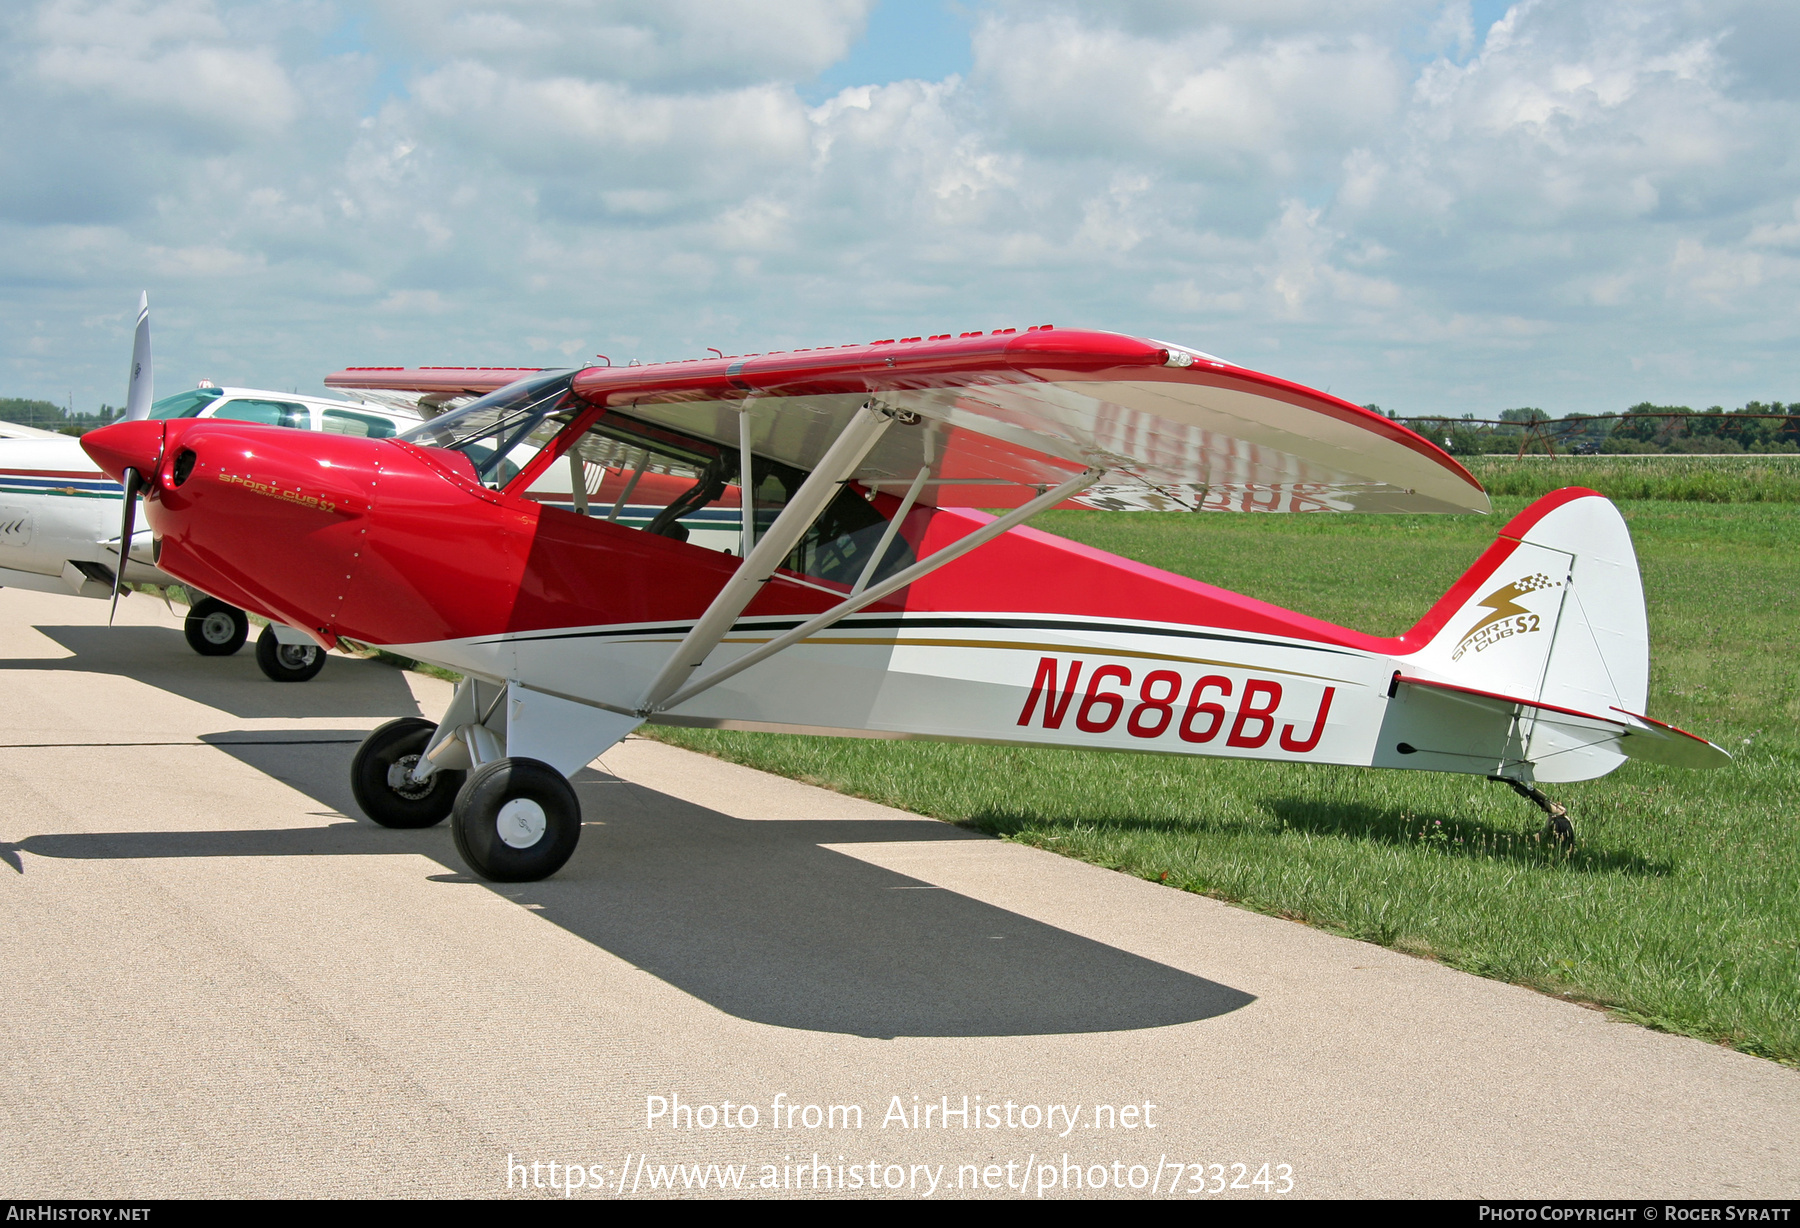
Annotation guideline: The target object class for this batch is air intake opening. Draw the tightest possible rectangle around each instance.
[172,449,197,486]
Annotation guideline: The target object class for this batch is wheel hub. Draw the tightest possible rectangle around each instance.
[385,754,435,801]
[277,644,317,669]
[495,797,548,849]
[201,612,236,644]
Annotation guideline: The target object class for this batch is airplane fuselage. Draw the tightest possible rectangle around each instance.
[83,413,1585,780]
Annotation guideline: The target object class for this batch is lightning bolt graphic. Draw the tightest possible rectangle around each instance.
[1455,572,1557,653]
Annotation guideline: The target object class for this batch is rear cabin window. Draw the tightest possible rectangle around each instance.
[322,408,398,438]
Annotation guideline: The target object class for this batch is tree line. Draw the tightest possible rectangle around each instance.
[0,398,120,436]
[1367,402,1800,455]
[5,391,1796,454]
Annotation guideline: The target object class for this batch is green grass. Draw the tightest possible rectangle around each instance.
[645,498,1800,1063]
[1463,454,1800,503]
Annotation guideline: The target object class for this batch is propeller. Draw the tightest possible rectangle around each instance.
[125,291,153,421]
[109,467,143,625]
[110,291,152,622]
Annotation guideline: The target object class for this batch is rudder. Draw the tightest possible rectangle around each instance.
[1397,487,1650,781]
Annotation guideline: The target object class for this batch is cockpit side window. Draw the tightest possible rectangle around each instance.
[533,409,915,589]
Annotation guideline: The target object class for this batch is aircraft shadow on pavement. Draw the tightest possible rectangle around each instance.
[15,736,1255,1040]
[0,625,423,720]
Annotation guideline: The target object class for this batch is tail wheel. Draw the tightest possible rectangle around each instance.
[350,717,463,829]
[452,758,581,882]
[184,597,248,656]
[255,624,326,682]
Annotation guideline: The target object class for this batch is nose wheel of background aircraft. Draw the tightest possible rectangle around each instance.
[351,717,465,828]
[451,758,582,883]
[183,597,249,657]
[254,624,327,682]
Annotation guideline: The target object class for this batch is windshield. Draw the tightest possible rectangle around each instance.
[399,369,576,487]
[148,388,224,419]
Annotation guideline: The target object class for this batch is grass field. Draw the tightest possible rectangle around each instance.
[645,467,1800,1064]
[1462,454,1800,503]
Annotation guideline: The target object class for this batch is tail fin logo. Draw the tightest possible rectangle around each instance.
[1451,572,1560,661]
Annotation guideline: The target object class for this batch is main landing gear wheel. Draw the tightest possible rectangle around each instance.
[183,597,248,656]
[351,717,465,829]
[254,624,326,682]
[452,758,581,883]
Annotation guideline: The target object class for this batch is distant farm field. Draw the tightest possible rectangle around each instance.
[1462,453,1800,503]
[644,485,1800,1064]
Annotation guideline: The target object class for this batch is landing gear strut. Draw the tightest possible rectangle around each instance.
[1490,775,1574,844]
[355,676,633,881]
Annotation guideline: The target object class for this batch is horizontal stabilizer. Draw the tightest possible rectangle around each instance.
[1393,675,1730,771]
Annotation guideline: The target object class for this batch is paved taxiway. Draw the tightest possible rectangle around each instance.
[1,587,1794,1199]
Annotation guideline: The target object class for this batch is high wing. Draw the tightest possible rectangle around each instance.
[325,328,1487,515]
[325,365,547,419]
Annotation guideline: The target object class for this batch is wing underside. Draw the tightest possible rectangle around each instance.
[325,330,1488,515]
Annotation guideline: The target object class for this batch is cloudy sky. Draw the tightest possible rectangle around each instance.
[3,0,1798,417]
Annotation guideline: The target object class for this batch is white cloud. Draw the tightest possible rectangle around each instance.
[1,0,1798,417]
[29,0,299,137]
[370,0,873,88]
[972,14,1406,180]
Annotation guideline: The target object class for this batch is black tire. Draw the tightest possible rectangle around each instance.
[452,757,581,882]
[184,597,248,656]
[350,717,464,829]
[255,623,327,682]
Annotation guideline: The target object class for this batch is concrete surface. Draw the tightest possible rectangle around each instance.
[0,587,1794,1199]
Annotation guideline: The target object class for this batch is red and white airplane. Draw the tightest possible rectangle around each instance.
[80,327,1728,882]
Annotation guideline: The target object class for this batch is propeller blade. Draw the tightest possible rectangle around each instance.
[125,292,153,422]
[109,467,142,625]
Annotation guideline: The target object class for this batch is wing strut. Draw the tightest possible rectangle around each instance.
[608,450,649,522]
[738,402,757,556]
[635,402,895,714]
[651,466,1100,715]
[852,464,930,596]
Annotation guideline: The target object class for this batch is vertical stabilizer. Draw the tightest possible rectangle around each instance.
[1396,488,1650,782]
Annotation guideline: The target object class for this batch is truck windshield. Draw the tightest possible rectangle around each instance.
[148,388,225,419]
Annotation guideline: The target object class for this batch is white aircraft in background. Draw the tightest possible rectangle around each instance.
[0,421,70,441]
[0,294,424,681]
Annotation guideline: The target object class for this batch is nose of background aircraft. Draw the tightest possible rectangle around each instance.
[82,419,166,482]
